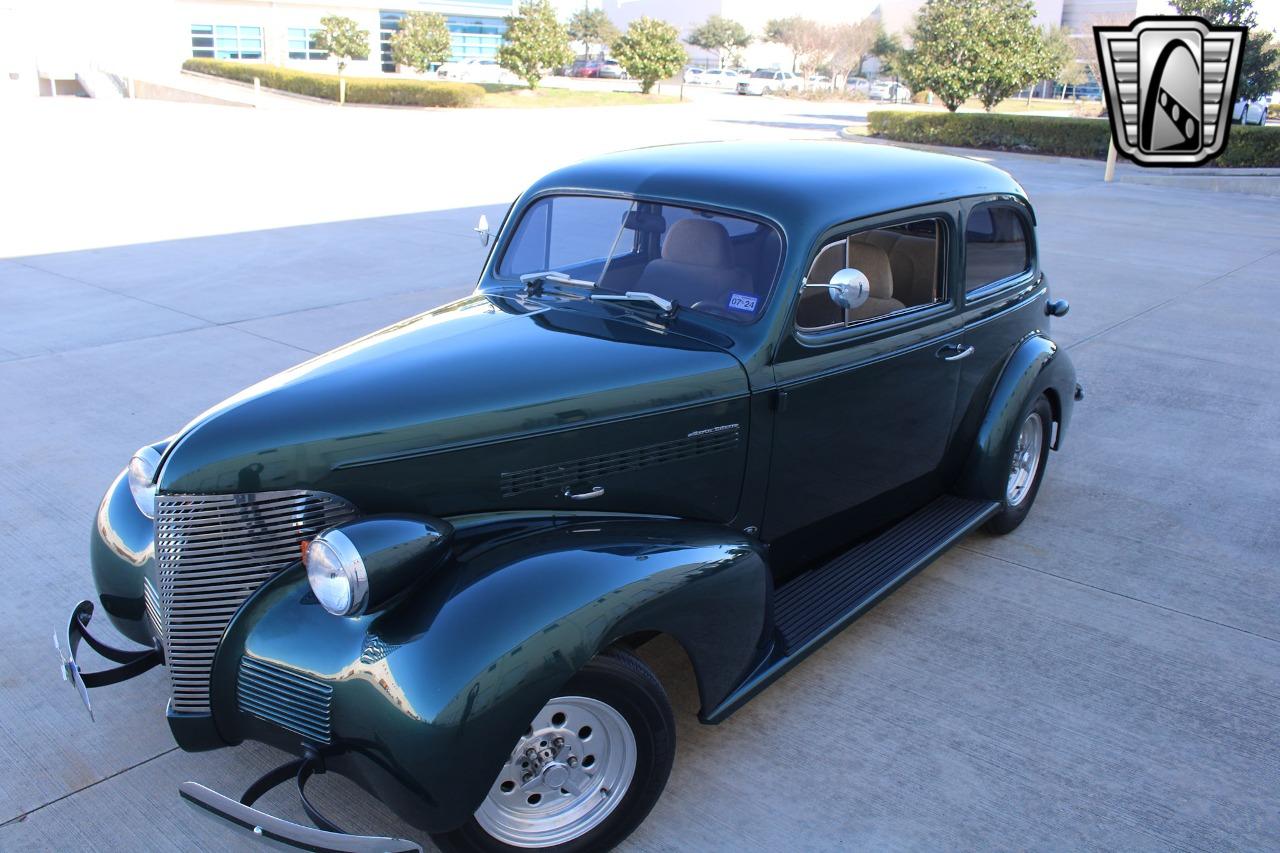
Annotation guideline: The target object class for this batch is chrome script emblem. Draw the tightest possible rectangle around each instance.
[1094,16,1246,166]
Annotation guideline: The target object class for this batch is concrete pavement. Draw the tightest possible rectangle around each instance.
[1,93,1278,851]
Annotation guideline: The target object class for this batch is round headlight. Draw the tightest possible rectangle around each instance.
[306,529,368,617]
[127,446,162,519]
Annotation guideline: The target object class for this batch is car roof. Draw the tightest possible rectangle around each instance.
[524,141,1028,234]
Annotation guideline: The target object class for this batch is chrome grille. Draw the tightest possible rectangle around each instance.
[238,656,332,744]
[155,490,356,714]
[143,576,163,646]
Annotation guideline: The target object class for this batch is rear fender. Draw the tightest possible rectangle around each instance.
[214,517,770,832]
[955,333,1076,502]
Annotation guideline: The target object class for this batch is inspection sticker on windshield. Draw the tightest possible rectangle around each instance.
[728,293,758,313]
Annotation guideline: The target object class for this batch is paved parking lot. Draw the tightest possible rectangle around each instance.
[2,93,1278,851]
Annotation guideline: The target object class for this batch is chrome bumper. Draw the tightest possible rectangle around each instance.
[54,599,163,720]
[179,750,420,853]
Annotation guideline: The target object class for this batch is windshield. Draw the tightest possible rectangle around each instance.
[751,70,775,79]
[496,195,782,323]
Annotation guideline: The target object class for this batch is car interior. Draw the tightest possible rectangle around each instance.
[797,219,943,330]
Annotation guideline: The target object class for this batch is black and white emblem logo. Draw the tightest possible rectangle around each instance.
[1094,16,1247,167]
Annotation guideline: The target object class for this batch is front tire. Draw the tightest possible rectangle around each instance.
[435,648,675,852]
[984,395,1053,535]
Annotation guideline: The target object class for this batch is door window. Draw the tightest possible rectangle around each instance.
[797,218,945,331]
[964,205,1031,291]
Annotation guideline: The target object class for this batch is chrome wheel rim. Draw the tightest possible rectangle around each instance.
[475,695,636,848]
[1006,411,1044,507]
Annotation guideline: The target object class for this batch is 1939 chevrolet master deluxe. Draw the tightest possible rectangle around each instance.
[61,142,1079,852]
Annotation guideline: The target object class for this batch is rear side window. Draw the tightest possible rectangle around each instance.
[964,205,1031,291]
[797,218,945,331]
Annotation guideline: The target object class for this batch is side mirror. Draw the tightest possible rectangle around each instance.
[474,214,491,247]
[805,268,870,312]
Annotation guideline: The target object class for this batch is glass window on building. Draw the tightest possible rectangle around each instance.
[287,28,328,60]
[193,24,262,60]
[378,9,505,72]
[191,24,214,58]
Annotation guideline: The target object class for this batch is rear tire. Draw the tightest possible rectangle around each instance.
[984,396,1053,535]
[434,648,675,853]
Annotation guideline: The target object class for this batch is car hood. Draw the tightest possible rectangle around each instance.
[156,294,747,495]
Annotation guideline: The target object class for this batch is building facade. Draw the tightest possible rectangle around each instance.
[1,0,517,96]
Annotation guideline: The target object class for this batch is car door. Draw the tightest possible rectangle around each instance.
[763,207,965,564]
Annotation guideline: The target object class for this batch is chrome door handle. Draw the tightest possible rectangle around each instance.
[562,485,605,501]
[938,344,975,362]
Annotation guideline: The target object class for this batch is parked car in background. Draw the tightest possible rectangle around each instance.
[682,66,704,84]
[870,79,912,103]
[597,59,629,80]
[437,59,520,85]
[698,69,739,88]
[571,59,603,78]
[63,141,1078,853]
[1232,97,1268,125]
[736,69,800,96]
[847,75,870,95]
[808,74,830,86]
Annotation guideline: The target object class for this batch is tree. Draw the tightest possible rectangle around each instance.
[1071,12,1130,100]
[390,11,452,74]
[497,0,573,89]
[686,14,752,69]
[764,16,805,73]
[970,0,1055,111]
[613,16,686,94]
[901,0,1051,112]
[566,6,618,58]
[828,18,879,89]
[313,16,370,77]
[788,19,833,87]
[899,0,984,110]
[1172,0,1280,100]
[872,29,904,78]
[1041,25,1084,99]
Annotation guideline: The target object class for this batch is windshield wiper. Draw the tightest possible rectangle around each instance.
[589,291,677,317]
[520,270,595,291]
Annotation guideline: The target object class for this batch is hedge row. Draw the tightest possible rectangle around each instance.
[867,110,1280,168]
[183,58,484,108]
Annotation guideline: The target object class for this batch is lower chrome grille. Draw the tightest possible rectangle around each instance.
[238,656,333,744]
[154,490,356,714]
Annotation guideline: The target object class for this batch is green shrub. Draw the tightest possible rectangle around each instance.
[1217,124,1280,168]
[868,111,1111,159]
[1268,103,1280,121]
[867,110,1280,167]
[183,58,483,107]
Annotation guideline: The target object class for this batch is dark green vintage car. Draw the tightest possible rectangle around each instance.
[61,142,1079,852]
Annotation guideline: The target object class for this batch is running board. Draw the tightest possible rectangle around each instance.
[702,495,998,723]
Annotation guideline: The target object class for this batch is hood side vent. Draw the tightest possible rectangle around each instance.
[501,426,741,498]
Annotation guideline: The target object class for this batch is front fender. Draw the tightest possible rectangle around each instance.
[213,517,769,833]
[956,333,1076,502]
[90,468,157,646]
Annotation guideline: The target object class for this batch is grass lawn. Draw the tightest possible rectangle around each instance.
[478,84,679,108]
